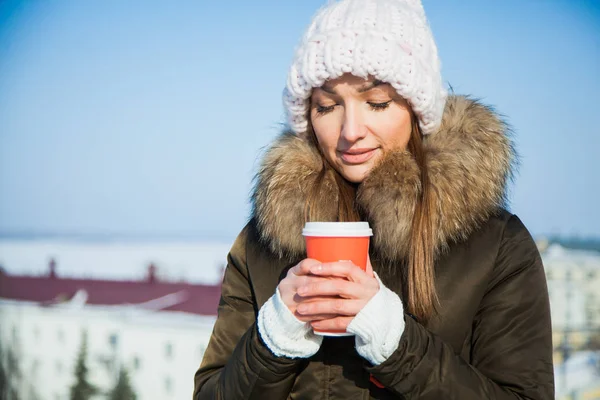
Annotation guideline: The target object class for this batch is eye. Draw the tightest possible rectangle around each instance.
[368,100,392,111]
[316,104,336,115]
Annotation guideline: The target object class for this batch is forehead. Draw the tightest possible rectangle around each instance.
[315,75,393,97]
[321,74,381,90]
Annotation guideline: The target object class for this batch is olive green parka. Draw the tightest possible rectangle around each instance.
[193,96,554,399]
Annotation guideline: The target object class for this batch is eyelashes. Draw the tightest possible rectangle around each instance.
[368,100,392,111]
[315,100,392,115]
[316,104,336,115]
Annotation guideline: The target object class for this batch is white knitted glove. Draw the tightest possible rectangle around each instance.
[257,288,323,358]
[346,273,406,365]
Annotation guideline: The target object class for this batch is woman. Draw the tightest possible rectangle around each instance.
[194,0,554,398]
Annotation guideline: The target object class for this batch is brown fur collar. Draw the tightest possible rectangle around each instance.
[251,95,516,261]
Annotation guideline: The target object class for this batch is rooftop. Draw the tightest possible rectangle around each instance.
[0,260,221,316]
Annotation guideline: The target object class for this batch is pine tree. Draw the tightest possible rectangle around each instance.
[0,343,6,399]
[0,340,21,400]
[107,365,137,400]
[70,331,97,400]
[0,342,8,399]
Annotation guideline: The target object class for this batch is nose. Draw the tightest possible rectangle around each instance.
[340,104,366,143]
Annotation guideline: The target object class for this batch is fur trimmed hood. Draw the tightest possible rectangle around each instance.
[251,95,516,261]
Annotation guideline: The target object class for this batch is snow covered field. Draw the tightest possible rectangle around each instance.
[0,239,233,284]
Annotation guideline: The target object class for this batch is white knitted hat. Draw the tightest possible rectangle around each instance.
[283,0,447,136]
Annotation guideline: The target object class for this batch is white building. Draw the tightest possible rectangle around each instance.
[0,299,216,400]
[541,244,600,399]
[0,239,230,400]
[542,244,600,333]
[4,239,598,399]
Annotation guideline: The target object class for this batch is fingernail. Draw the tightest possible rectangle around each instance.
[311,264,323,273]
[297,304,307,313]
[297,286,307,295]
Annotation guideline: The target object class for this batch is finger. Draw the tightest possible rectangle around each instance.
[308,261,368,282]
[293,292,337,304]
[297,278,362,298]
[366,255,374,278]
[296,298,365,317]
[293,312,338,322]
[311,316,353,332]
[290,258,321,277]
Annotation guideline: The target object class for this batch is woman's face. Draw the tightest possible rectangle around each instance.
[310,74,413,183]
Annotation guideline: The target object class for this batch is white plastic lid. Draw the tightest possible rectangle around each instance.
[302,222,373,237]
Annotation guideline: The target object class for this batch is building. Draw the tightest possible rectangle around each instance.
[3,239,598,399]
[543,244,600,354]
[0,261,221,400]
[541,244,600,399]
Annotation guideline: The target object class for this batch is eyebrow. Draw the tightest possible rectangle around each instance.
[319,80,384,95]
[358,80,384,93]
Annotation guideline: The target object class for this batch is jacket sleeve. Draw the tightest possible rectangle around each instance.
[193,225,302,400]
[366,215,555,399]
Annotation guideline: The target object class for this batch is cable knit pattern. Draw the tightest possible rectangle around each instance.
[283,0,446,137]
[257,288,323,358]
[347,273,405,365]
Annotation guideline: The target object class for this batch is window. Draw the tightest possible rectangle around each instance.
[56,360,63,375]
[11,325,18,343]
[133,356,141,371]
[57,328,65,344]
[165,376,173,394]
[31,359,40,375]
[108,333,119,349]
[165,342,173,360]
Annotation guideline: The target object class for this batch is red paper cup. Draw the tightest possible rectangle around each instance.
[302,222,373,336]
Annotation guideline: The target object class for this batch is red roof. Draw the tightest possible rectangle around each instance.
[0,268,221,316]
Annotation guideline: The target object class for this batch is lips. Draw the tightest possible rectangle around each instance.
[339,148,378,164]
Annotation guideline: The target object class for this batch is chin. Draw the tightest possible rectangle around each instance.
[340,165,373,183]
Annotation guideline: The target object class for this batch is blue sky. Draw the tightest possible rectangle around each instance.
[0,0,599,241]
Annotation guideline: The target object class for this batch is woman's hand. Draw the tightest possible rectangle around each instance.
[278,258,334,318]
[294,259,379,332]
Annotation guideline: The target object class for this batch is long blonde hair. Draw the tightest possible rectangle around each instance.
[305,114,438,322]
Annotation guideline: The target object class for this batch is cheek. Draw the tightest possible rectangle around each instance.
[311,115,340,153]
[375,110,412,149]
